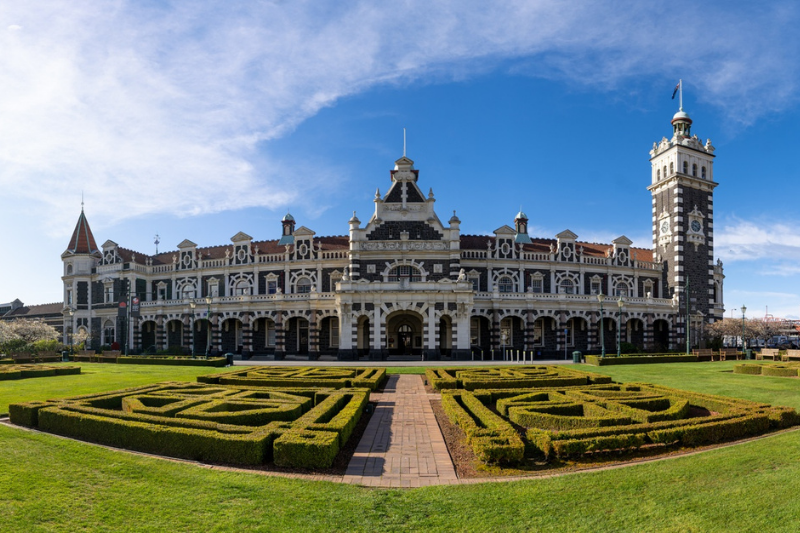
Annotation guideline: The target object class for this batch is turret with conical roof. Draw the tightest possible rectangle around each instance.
[65,207,99,255]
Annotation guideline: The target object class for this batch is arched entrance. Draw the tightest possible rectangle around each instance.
[653,319,670,351]
[286,317,309,354]
[386,311,423,356]
[221,318,243,354]
[166,319,183,351]
[438,315,452,357]
[357,316,370,357]
[627,318,645,351]
[140,320,156,352]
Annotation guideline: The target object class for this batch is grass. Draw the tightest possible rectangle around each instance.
[2,361,800,531]
[0,362,231,416]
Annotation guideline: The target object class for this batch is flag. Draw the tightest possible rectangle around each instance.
[671,82,680,99]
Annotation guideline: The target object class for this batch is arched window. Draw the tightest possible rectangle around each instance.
[498,276,514,293]
[692,163,697,176]
[683,161,688,174]
[663,165,667,177]
[656,169,660,180]
[182,287,196,299]
[669,162,674,174]
[389,265,421,282]
[103,320,115,345]
[296,277,312,293]
[559,279,575,294]
[702,166,707,179]
[66,264,73,275]
[614,283,628,297]
[234,280,250,296]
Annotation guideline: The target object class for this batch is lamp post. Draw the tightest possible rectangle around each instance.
[597,293,606,358]
[616,296,624,357]
[741,305,747,353]
[189,300,196,358]
[205,296,212,358]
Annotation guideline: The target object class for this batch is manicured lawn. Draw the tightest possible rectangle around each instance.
[2,361,800,531]
[0,362,230,416]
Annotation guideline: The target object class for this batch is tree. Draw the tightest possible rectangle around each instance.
[0,319,60,354]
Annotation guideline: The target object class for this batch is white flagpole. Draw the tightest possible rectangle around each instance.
[403,128,407,157]
[679,79,683,111]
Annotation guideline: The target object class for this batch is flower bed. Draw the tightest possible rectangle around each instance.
[9,381,369,469]
[440,382,798,463]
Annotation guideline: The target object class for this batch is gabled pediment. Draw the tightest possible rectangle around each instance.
[493,225,516,236]
[230,232,252,243]
[101,239,118,250]
[556,229,578,241]
[293,226,316,237]
[612,236,633,246]
[177,239,197,249]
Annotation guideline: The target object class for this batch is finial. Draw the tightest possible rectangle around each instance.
[154,234,160,254]
[375,188,380,198]
[81,191,84,211]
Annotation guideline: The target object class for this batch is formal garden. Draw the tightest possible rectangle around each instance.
[2,360,800,531]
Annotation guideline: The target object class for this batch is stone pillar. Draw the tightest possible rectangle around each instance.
[308,311,320,360]
[156,317,166,351]
[274,313,286,360]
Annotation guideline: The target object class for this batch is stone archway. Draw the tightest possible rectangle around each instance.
[386,311,424,356]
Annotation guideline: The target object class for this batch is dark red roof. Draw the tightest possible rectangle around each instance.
[66,209,99,254]
[460,235,654,262]
[3,302,64,318]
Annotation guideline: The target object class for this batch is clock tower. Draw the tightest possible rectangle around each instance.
[648,102,724,348]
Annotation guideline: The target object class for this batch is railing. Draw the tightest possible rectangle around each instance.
[257,253,285,264]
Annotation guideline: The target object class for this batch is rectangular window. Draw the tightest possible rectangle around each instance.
[565,323,574,347]
[105,286,114,303]
[67,290,73,305]
[266,323,276,347]
[531,279,543,293]
[470,277,480,292]
[500,318,512,346]
[267,281,277,294]
[591,280,601,295]
[209,284,219,297]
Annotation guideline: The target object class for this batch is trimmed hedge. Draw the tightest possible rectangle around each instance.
[761,365,800,377]
[439,382,799,462]
[200,367,386,391]
[9,381,370,469]
[733,364,763,375]
[585,355,698,366]
[117,356,228,367]
[0,364,80,381]
[441,390,524,463]
[426,366,612,391]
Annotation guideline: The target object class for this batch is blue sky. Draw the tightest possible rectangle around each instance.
[1,1,799,319]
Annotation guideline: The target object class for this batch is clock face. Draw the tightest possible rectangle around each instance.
[691,220,702,232]
[660,221,669,234]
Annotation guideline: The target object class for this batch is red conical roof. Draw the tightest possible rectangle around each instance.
[66,208,99,254]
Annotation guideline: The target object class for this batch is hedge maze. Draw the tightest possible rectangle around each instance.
[9,381,369,469]
[0,364,80,381]
[734,363,800,377]
[441,382,799,463]
[426,366,612,391]
[198,366,386,391]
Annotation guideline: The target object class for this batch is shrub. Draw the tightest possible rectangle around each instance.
[733,364,763,375]
[761,365,800,377]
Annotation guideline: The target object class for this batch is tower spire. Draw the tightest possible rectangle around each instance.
[66,206,99,254]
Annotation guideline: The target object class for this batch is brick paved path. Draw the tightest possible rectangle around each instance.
[343,374,458,488]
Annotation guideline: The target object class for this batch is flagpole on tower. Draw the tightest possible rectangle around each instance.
[679,79,683,111]
[403,128,407,157]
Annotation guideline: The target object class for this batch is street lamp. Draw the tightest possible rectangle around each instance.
[741,305,747,353]
[189,300,196,358]
[616,296,624,357]
[597,293,606,358]
[205,296,212,358]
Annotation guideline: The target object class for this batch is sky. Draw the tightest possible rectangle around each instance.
[1,1,799,320]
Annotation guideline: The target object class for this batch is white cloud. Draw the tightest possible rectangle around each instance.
[1,0,798,238]
[716,218,800,269]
